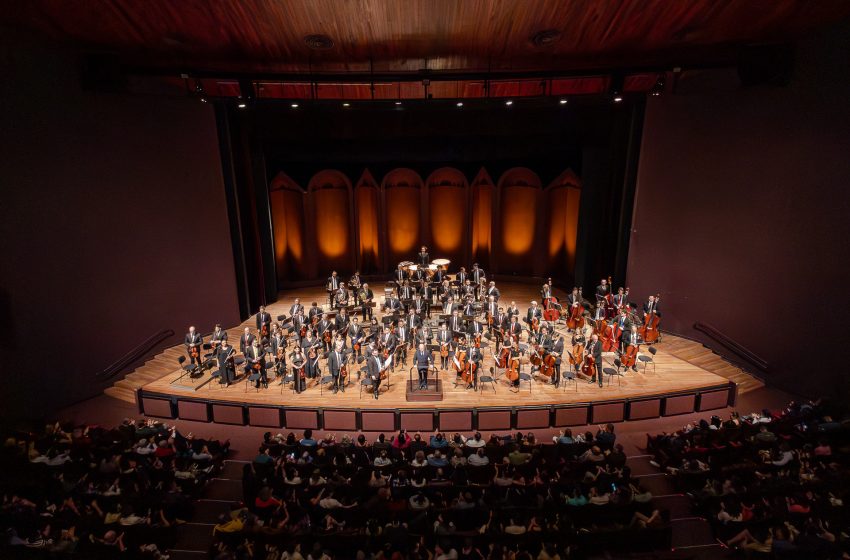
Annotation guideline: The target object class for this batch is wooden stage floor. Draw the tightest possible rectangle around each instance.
[138,282,735,411]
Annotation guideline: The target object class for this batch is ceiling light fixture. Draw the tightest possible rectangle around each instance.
[342,102,350,107]
[559,99,568,104]
[456,102,463,107]
[505,100,513,106]
[291,103,299,108]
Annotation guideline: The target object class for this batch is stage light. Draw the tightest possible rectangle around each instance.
[395,101,402,106]
[200,97,208,103]
[291,103,299,108]
[237,102,247,109]
[613,93,623,103]
[505,100,513,106]
[342,102,350,107]
[559,98,568,104]
[456,102,463,107]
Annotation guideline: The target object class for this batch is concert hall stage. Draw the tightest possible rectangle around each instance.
[129,282,742,432]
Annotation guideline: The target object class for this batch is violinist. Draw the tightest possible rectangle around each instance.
[383,293,402,315]
[486,296,499,324]
[416,322,432,347]
[359,283,374,320]
[335,308,351,341]
[438,282,453,305]
[210,324,228,353]
[349,317,363,358]
[239,327,255,355]
[301,331,321,381]
[526,301,543,335]
[396,319,411,366]
[327,347,346,394]
[462,297,476,317]
[485,281,500,301]
[185,326,204,368]
[216,340,236,386]
[507,301,520,320]
[367,348,383,400]
[291,311,307,344]
[399,280,414,302]
[271,329,287,378]
[247,339,267,389]
[290,347,307,393]
[405,307,421,332]
[256,306,272,340]
[643,295,661,317]
[585,334,603,387]
[437,324,452,370]
[467,317,484,340]
[622,328,641,372]
[418,246,430,267]
[308,301,322,321]
[379,325,397,371]
[327,271,341,304]
[289,298,304,318]
[317,313,334,352]
[466,344,483,390]
[414,342,433,389]
[493,307,507,351]
[550,332,565,386]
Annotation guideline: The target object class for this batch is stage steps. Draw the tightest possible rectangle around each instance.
[660,335,765,395]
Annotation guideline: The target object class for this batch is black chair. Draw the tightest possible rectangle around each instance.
[638,346,657,375]
[603,366,621,387]
[479,367,496,394]
[359,377,374,399]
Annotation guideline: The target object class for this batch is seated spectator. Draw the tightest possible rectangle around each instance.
[427,449,449,468]
[299,429,318,447]
[468,447,490,466]
[465,432,486,448]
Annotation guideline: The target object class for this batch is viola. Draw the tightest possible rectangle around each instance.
[190,345,199,359]
[340,363,348,381]
[323,329,332,344]
[261,323,269,338]
[252,359,262,372]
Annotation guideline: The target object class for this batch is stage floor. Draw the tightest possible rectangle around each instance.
[139,283,733,411]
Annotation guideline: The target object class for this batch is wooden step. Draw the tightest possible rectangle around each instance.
[104,386,137,404]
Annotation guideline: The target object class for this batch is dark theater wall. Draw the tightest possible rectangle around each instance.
[0,33,240,418]
[628,24,850,397]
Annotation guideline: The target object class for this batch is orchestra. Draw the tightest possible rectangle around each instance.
[181,254,662,400]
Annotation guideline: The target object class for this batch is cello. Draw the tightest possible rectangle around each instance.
[638,294,661,344]
[567,341,585,374]
[620,337,639,371]
[566,302,585,331]
[543,298,560,322]
[581,353,596,379]
[540,352,556,380]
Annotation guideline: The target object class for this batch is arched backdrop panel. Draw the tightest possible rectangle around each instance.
[382,168,422,267]
[470,168,494,270]
[269,173,306,282]
[496,168,542,274]
[426,167,467,266]
[354,170,381,274]
[545,169,582,277]
[308,170,354,274]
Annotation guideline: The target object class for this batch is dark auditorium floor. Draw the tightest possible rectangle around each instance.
[59,385,794,461]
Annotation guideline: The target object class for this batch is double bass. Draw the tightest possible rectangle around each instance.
[594,319,617,352]
[543,297,561,322]
[638,294,662,344]
[540,352,556,380]
[581,353,596,378]
[566,302,585,331]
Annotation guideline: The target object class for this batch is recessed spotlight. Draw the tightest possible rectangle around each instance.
[505,100,513,106]
[559,98,568,104]
[395,101,402,105]
[200,97,208,103]
[237,102,246,108]
[291,103,299,108]
[613,94,623,103]
[342,102,350,107]
[456,102,463,107]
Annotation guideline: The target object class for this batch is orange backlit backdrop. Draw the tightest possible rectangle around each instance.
[546,169,582,276]
[308,170,353,273]
[470,168,494,269]
[382,168,422,265]
[427,167,467,265]
[354,170,381,274]
[269,173,306,281]
[497,168,541,272]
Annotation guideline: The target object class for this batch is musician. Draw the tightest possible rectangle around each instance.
[256,306,272,339]
[335,308,351,340]
[412,292,429,318]
[334,283,348,309]
[292,311,307,344]
[622,328,641,372]
[239,327,255,355]
[462,279,475,300]
[359,283,374,320]
[317,313,334,351]
[486,296,498,324]
[526,301,543,334]
[540,325,555,351]
[367,348,383,400]
[210,324,227,352]
[467,317,484,341]
[441,296,458,316]
[393,264,406,284]
[405,307,421,331]
[414,342,433,389]
[348,317,363,357]
[614,310,630,336]
[433,265,445,284]
[411,265,424,282]
[586,334,603,387]
[379,326,397,370]
[418,279,434,311]
[383,292,402,315]
[567,287,582,307]
[246,339,267,389]
[593,303,607,321]
[327,271,341,304]
[349,270,363,292]
[506,315,522,340]
[462,297,476,317]
[471,263,485,284]
[301,331,321,381]
[551,332,565,386]
[183,326,204,368]
[287,298,303,318]
[327,347,346,394]
[416,322,432,346]
[456,267,468,285]
[643,295,661,317]
[596,278,611,300]
[571,329,587,347]
[216,340,236,386]
[308,301,322,321]
[437,324,452,370]
[271,329,287,378]
[485,281,500,301]
[613,287,629,312]
[507,337,522,390]
[493,306,507,351]
[449,310,464,338]
[466,344,483,390]
[290,347,307,393]
[396,319,411,365]
[507,301,520,320]
[418,246,430,267]
[399,280,414,302]
[541,279,553,304]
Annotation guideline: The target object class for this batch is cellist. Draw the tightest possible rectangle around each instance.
[437,323,452,370]
[550,331,565,386]
[613,287,629,313]
[621,328,641,372]
[526,301,543,337]
[585,334,603,387]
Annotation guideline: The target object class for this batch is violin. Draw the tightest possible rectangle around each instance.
[190,344,199,359]
[340,362,348,381]
[638,294,662,344]
[261,323,269,338]
[323,328,332,345]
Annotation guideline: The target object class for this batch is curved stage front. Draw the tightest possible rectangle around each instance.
[134,283,737,432]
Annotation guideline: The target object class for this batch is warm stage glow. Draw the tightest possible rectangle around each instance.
[428,168,467,256]
[355,170,381,272]
[269,175,306,280]
[470,168,494,265]
[383,168,422,260]
[312,186,350,259]
[500,186,537,254]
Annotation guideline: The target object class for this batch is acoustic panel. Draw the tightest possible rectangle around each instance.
[284,408,319,429]
[323,409,357,431]
[591,401,625,423]
[628,399,661,420]
[439,410,473,432]
[698,389,730,412]
[177,400,209,422]
[142,397,173,418]
[400,412,435,432]
[516,408,550,429]
[554,406,589,426]
[664,394,697,416]
[248,407,282,427]
[477,409,512,431]
[212,404,245,425]
[361,410,396,432]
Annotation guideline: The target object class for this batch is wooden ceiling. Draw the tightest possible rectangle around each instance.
[4,0,850,75]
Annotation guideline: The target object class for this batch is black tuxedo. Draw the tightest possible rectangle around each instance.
[255,312,272,332]
[289,303,303,317]
[449,315,464,334]
[441,301,458,315]
[414,349,432,385]
[586,340,603,385]
[327,350,345,390]
[596,284,611,299]
[643,301,662,317]
[412,298,428,316]
[327,275,340,290]
[246,345,267,387]
[485,286,500,300]
[456,272,467,284]
[418,251,430,266]
[526,307,542,324]
[467,321,483,338]
[367,355,382,397]
[472,268,485,283]
[239,333,255,355]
